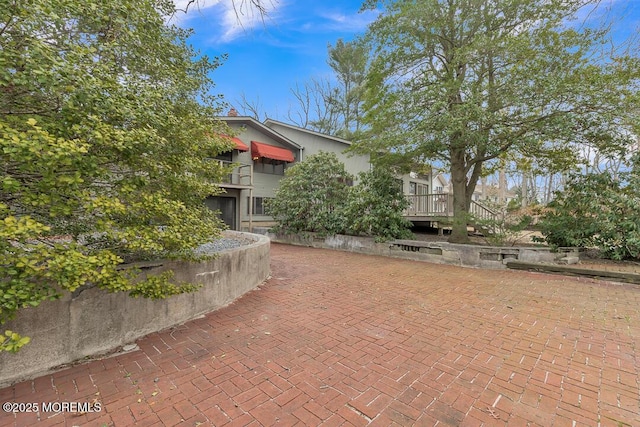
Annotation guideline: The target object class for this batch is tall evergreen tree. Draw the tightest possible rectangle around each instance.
[289,38,369,138]
[326,38,369,138]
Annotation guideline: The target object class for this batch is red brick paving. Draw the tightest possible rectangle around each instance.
[2,243,640,426]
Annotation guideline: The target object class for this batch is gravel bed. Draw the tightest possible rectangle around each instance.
[194,237,254,255]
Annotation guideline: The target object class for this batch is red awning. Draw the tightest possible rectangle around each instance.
[221,134,249,151]
[251,141,295,162]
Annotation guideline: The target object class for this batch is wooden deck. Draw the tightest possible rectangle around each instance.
[403,193,498,224]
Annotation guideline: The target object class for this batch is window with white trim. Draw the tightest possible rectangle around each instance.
[247,196,272,215]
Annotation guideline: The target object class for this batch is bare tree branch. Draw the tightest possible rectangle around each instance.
[235,92,264,120]
[174,0,277,25]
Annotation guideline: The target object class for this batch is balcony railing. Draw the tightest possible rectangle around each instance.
[211,160,253,187]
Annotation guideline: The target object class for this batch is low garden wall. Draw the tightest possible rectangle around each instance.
[267,231,577,269]
[0,231,270,387]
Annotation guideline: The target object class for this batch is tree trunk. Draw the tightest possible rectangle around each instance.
[528,174,537,203]
[521,170,528,208]
[499,169,506,203]
[449,148,469,243]
[545,173,554,203]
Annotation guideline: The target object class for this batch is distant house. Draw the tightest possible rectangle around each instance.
[435,172,515,206]
[432,172,448,194]
[471,182,517,205]
[208,113,434,231]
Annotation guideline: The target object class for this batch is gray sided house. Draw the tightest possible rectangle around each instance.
[206,116,301,231]
[207,114,436,231]
[208,116,372,231]
[264,119,372,179]
[263,120,433,204]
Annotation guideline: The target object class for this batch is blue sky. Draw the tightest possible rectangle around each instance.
[172,0,639,121]
[171,0,378,119]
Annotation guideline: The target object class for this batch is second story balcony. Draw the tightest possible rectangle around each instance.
[212,159,253,189]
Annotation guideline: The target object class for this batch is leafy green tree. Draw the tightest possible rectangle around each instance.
[0,0,233,351]
[356,0,639,243]
[345,168,413,241]
[267,152,352,236]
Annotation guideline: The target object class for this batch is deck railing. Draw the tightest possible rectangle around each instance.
[470,199,499,222]
[405,193,453,217]
[404,193,499,223]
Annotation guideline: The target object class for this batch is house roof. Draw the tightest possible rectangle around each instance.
[433,173,448,186]
[220,116,302,151]
[263,119,354,147]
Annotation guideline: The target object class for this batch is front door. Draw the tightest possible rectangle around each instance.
[416,183,429,213]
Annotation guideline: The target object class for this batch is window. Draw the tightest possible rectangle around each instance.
[214,151,232,162]
[253,157,286,175]
[435,186,443,193]
[247,196,272,215]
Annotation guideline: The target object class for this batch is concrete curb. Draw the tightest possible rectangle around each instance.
[267,231,576,269]
[505,260,640,284]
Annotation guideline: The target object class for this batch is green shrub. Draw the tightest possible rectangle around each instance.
[538,167,640,260]
[267,152,352,236]
[268,153,413,241]
[345,168,413,241]
[0,0,232,351]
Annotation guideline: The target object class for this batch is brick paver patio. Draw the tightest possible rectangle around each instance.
[1,243,639,426]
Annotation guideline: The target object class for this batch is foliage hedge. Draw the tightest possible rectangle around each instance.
[0,0,231,352]
[538,162,640,260]
[267,152,412,241]
[267,152,352,236]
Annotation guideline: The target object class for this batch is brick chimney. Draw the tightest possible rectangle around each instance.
[228,107,238,117]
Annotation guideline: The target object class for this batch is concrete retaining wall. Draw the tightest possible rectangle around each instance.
[0,231,270,387]
[267,232,576,269]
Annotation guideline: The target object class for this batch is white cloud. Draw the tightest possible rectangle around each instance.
[218,0,282,42]
[171,0,282,42]
[168,1,379,46]
[310,8,379,33]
